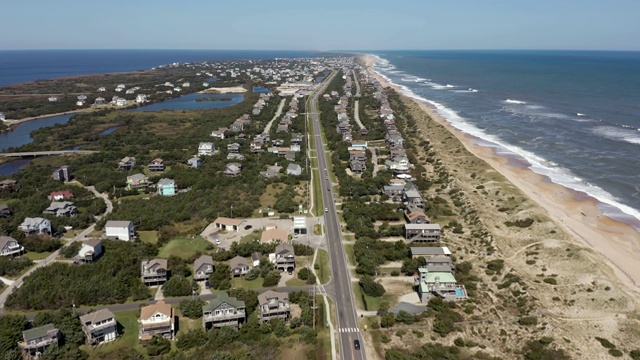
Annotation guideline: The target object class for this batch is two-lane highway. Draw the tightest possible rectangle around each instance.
[309,71,366,360]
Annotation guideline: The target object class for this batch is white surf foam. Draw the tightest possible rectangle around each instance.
[505,99,527,104]
[366,54,640,227]
[592,126,640,145]
[577,113,586,116]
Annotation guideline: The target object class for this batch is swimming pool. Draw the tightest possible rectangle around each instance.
[455,289,464,297]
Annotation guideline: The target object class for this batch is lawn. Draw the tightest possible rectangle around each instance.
[313,224,322,235]
[315,249,331,285]
[138,230,158,244]
[240,229,263,244]
[83,309,147,358]
[259,183,280,211]
[312,168,323,216]
[158,235,213,259]
[24,251,52,261]
[352,283,397,312]
[344,244,356,266]
[231,276,264,290]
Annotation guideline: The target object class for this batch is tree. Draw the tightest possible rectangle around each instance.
[297,267,309,280]
[209,264,231,290]
[179,299,205,318]
[146,336,171,356]
[244,267,260,281]
[0,315,28,358]
[359,275,386,297]
[262,271,281,287]
[162,275,192,297]
[176,328,207,350]
[380,313,395,328]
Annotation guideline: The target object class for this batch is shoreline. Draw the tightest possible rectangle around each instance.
[361,54,640,295]
[1,109,88,131]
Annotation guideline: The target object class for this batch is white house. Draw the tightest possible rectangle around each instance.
[198,142,216,156]
[115,98,128,107]
[0,112,5,121]
[136,94,148,103]
[104,220,135,241]
[19,217,52,235]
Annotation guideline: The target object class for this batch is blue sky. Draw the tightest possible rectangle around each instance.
[1,0,638,50]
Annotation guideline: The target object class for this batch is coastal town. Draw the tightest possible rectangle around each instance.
[0,54,639,360]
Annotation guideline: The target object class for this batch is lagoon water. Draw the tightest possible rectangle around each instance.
[126,93,244,112]
[370,50,640,229]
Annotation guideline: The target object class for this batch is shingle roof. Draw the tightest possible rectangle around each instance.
[22,324,58,342]
[79,308,115,325]
[140,300,172,319]
[203,292,245,312]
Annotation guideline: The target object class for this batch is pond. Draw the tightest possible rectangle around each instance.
[125,93,244,112]
[253,86,270,93]
[0,158,32,176]
[0,113,74,152]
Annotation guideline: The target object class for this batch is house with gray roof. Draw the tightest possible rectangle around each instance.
[73,239,103,264]
[410,246,451,258]
[193,255,214,281]
[187,157,202,169]
[229,256,250,277]
[405,224,442,243]
[141,258,169,285]
[258,290,290,323]
[0,236,24,257]
[104,220,135,241]
[43,201,77,217]
[272,243,295,272]
[118,156,136,170]
[202,292,246,329]
[223,163,242,177]
[80,309,117,345]
[286,163,302,176]
[18,324,60,358]
[126,173,149,191]
[19,217,52,235]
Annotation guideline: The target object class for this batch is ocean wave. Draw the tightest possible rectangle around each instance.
[577,113,586,117]
[451,89,479,93]
[505,99,527,104]
[592,126,640,145]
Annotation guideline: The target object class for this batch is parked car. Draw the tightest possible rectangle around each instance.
[244,224,252,230]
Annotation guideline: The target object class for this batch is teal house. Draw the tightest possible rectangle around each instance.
[157,178,177,196]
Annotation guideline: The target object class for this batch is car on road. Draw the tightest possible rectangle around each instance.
[354,340,360,350]
[324,208,328,213]
[214,239,221,245]
[325,176,328,180]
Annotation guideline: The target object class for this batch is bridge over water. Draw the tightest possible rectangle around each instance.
[0,150,99,158]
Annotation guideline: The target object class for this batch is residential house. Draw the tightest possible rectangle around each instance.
[193,255,214,281]
[202,292,246,329]
[0,203,10,218]
[350,160,366,174]
[272,243,295,272]
[416,267,467,303]
[118,156,136,170]
[126,173,149,191]
[260,228,289,243]
[187,157,201,169]
[19,217,52,235]
[291,134,303,144]
[52,166,72,182]
[260,165,280,178]
[73,239,103,264]
[141,258,169,285]
[258,290,290,323]
[349,150,367,162]
[350,140,368,150]
[157,178,177,196]
[286,163,302,176]
[139,300,174,343]
[198,142,216,156]
[410,246,451,259]
[97,87,106,92]
[148,158,166,172]
[223,163,242,177]
[227,143,240,153]
[0,112,5,121]
[136,94,148,103]
[404,224,442,243]
[227,153,245,161]
[251,252,263,267]
[0,236,24,256]
[383,185,405,197]
[229,256,250,277]
[404,206,431,224]
[18,324,60,359]
[284,152,296,162]
[0,179,21,191]
[79,309,117,345]
[43,201,77,217]
[210,129,227,139]
[403,189,425,207]
[104,220,135,241]
[213,217,244,231]
[342,132,353,142]
[49,190,74,201]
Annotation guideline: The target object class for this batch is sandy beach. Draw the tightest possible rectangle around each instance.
[361,54,640,297]
[198,86,247,94]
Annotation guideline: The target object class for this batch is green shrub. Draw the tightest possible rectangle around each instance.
[543,277,558,285]
[454,337,465,347]
[609,349,623,357]
[359,275,386,297]
[518,316,538,326]
[505,218,535,228]
[594,337,616,349]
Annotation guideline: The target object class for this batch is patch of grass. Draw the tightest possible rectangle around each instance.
[24,251,52,261]
[138,230,158,244]
[83,309,146,358]
[240,229,263,244]
[313,224,323,235]
[344,244,356,266]
[315,249,331,284]
[158,236,212,259]
[353,283,396,311]
[312,167,323,216]
[231,276,264,290]
[259,183,280,211]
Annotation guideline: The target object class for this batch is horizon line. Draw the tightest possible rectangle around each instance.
[0,48,639,52]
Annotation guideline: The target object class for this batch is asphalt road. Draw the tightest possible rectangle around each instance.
[310,71,366,360]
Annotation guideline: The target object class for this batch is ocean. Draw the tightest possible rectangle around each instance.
[0,49,316,87]
[369,50,640,230]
